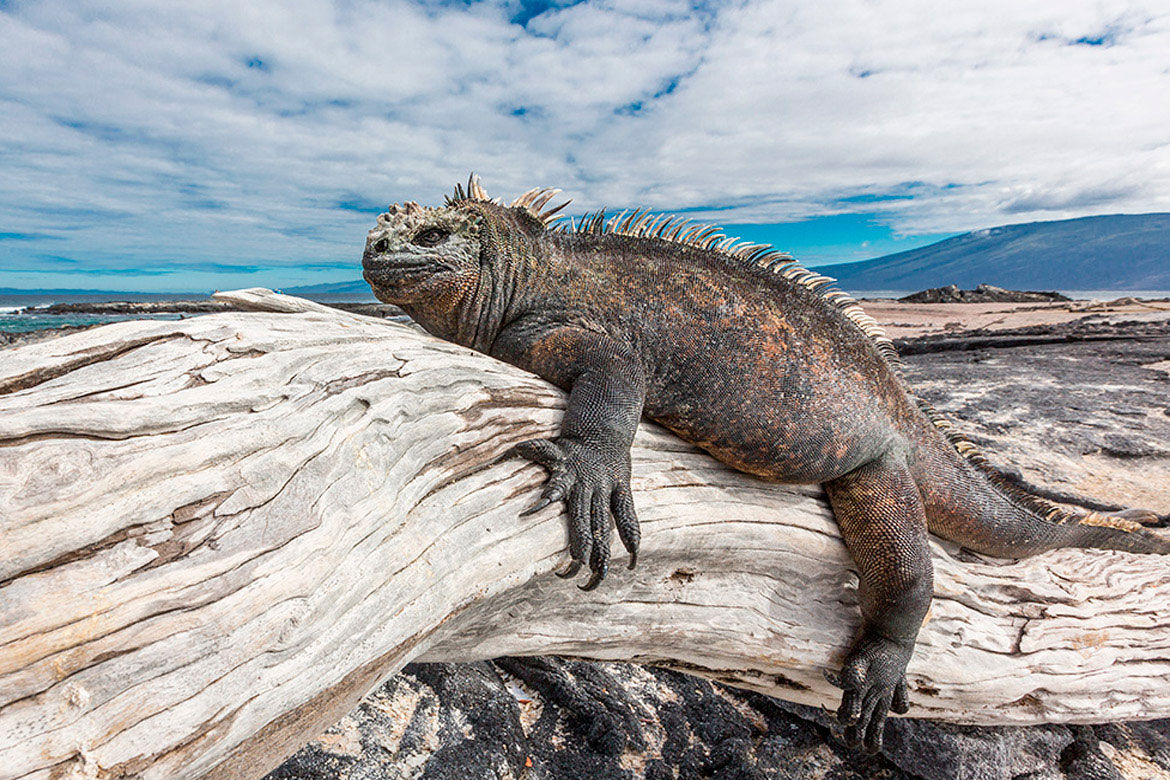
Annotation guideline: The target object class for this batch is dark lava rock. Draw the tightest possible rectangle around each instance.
[898,284,1071,304]
[269,661,908,780]
[267,662,528,780]
[269,661,1170,780]
[37,300,240,315]
[897,320,1170,521]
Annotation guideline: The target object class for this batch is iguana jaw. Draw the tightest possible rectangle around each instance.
[361,255,457,304]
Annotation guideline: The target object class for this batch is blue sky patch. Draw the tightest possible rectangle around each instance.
[0,232,52,241]
[336,196,388,213]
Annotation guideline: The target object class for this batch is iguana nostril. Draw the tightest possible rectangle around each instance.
[373,238,390,253]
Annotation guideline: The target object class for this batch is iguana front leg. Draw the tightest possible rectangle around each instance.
[823,450,933,753]
[496,325,646,590]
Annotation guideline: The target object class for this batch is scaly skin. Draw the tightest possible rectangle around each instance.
[361,181,1169,754]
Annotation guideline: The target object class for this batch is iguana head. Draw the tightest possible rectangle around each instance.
[361,200,485,306]
[362,177,570,349]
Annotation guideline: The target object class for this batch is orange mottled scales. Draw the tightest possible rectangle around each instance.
[362,175,1169,754]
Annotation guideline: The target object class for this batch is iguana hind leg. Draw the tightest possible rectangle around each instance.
[823,450,933,753]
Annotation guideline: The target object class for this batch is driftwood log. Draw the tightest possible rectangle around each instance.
[1,288,1167,780]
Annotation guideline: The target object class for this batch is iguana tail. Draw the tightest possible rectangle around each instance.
[911,400,1170,557]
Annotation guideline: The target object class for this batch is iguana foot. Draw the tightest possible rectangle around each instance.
[827,631,912,753]
[509,437,640,589]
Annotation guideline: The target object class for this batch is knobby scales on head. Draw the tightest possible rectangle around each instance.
[361,175,1169,753]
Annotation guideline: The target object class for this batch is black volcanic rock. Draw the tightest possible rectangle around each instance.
[37,300,239,315]
[269,661,907,780]
[0,325,92,348]
[898,284,1070,304]
[816,213,1170,292]
[268,660,1170,780]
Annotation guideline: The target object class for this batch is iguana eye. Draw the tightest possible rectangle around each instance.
[372,238,390,253]
[413,228,448,247]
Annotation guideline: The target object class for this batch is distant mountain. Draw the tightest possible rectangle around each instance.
[814,213,1170,292]
[285,280,376,299]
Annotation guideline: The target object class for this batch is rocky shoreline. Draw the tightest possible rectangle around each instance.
[28,300,241,315]
[898,283,1072,304]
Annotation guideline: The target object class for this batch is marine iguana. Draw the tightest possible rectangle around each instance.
[361,176,1169,753]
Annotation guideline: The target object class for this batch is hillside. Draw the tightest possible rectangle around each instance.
[814,213,1170,292]
[285,280,377,299]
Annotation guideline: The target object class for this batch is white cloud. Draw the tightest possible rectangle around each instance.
[0,0,1167,288]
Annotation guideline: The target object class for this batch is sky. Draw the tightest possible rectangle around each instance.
[1,0,1168,293]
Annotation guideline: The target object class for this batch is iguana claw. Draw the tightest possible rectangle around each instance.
[828,631,914,753]
[520,496,553,516]
[509,436,640,588]
[579,572,604,591]
[556,561,583,579]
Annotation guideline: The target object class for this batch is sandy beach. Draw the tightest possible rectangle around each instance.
[863,296,1170,339]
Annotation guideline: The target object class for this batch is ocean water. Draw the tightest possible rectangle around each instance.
[0,292,197,334]
[0,310,188,334]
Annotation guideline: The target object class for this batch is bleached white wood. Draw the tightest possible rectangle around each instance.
[0,288,1167,780]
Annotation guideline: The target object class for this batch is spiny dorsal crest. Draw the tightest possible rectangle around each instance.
[444,175,901,369]
[448,173,497,205]
[446,174,572,227]
[560,205,903,369]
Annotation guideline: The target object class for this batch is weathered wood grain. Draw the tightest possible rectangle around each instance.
[1,288,1167,780]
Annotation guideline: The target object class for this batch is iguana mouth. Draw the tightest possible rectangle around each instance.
[362,257,454,303]
[362,258,446,276]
